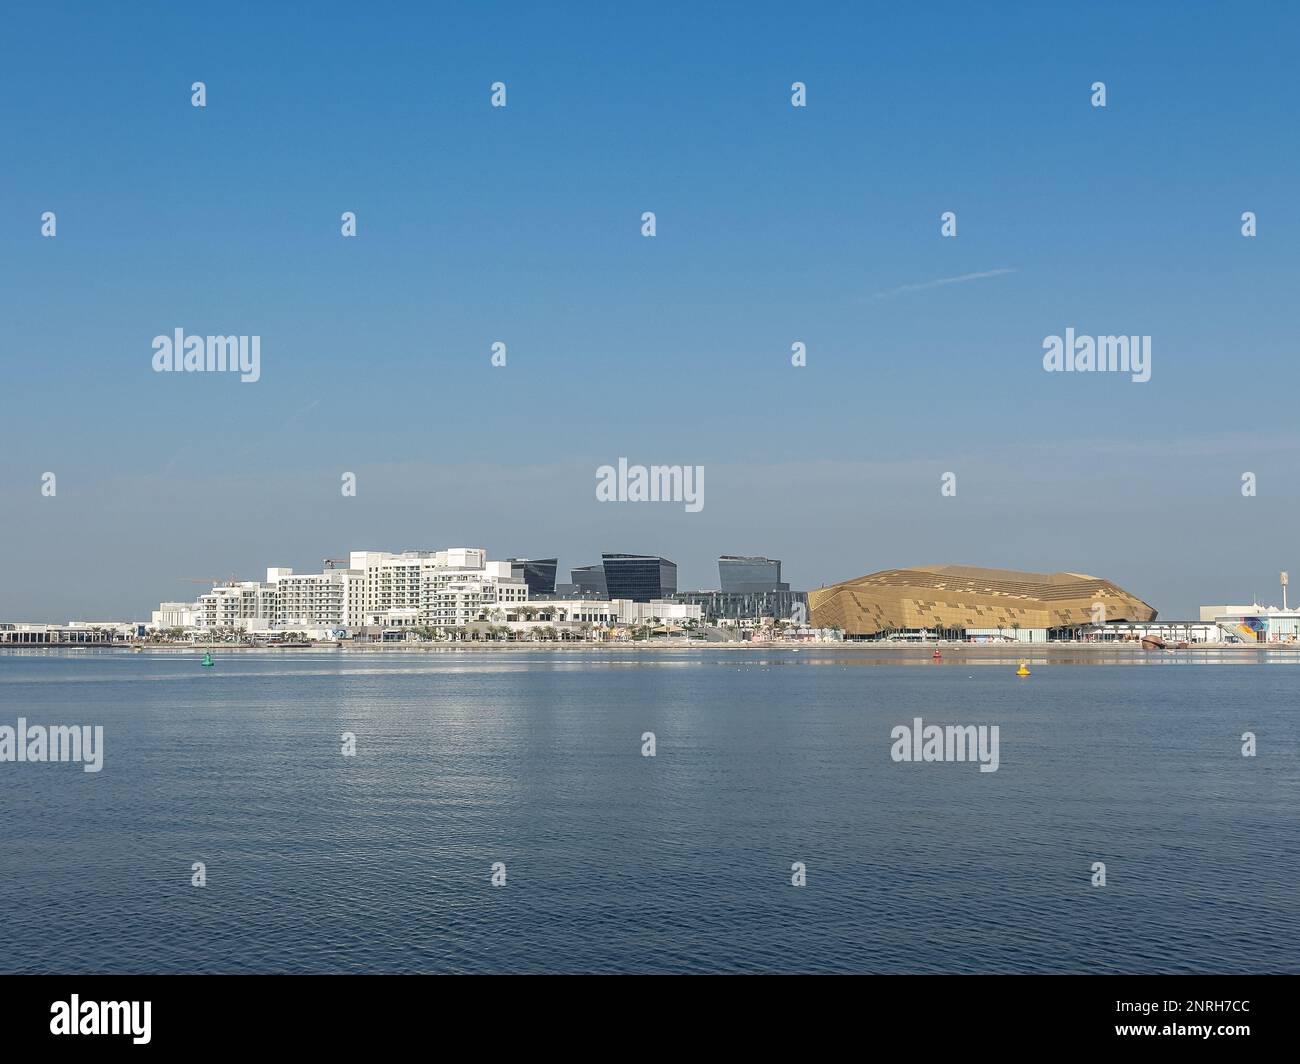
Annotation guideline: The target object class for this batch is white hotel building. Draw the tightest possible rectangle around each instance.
[196,581,279,631]
[273,567,366,630]
[179,548,530,635]
[419,548,529,629]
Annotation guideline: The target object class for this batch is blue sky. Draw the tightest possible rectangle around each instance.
[2,1,1299,619]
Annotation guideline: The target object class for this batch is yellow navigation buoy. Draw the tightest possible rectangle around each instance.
[1016,661,1030,677]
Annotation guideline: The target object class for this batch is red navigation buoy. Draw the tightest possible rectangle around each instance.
[933,649,942,661]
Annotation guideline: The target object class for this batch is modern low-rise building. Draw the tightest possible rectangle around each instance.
[1200,604,1300,643]
[503,599,621,625]
[671,589,807,622]
[618,599,699,625]
[1,621,143,644]
[150,601,200,629]
[500,598,701,628]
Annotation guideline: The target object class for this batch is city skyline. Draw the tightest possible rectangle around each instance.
[7,491,1300,622]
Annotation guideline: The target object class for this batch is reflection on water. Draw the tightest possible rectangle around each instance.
[0,650,1295,974]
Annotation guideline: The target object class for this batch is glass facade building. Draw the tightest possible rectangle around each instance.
[601,554,678,602]
[570,564,608,597]
[671,590,807,621]
[507,558,558,596]
[718,555,788,593]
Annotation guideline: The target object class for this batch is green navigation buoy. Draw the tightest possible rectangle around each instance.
[201,651,215,667]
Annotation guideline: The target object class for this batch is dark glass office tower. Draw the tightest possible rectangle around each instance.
[718,555,788,593]
[508,558,558,596]
[601,554,678,602]
[570,564,608,596]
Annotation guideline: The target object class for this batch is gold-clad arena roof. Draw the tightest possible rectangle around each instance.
[808,565,1157,636]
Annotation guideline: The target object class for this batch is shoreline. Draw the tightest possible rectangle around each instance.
[2,641,1290,656]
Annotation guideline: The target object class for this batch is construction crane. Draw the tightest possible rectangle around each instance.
[323,558,348,570]
[181,575,242,587]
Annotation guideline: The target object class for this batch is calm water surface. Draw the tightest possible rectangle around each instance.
[0,649,1296,973]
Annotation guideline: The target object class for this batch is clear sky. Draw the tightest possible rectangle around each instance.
[2,1,1298,620]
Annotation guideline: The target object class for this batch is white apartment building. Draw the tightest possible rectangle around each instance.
[197,582,278,630]
[270,567,365,629]
[422,553,528,630]
[349,550,447,627]
[335,548,530,629]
